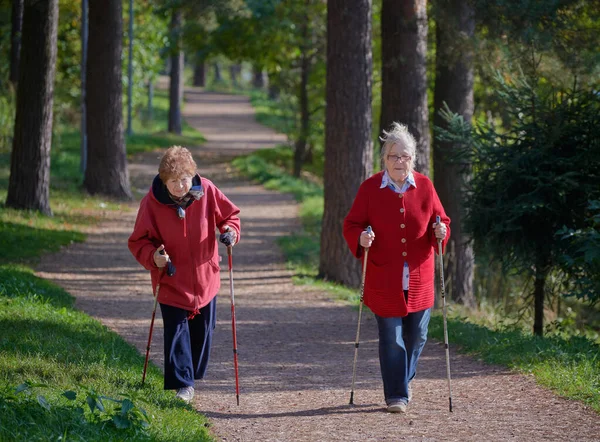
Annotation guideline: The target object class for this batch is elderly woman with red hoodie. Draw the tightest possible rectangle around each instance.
[343,123,450,414]
[129,146,240,403]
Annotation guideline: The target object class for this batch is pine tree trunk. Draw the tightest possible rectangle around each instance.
[533,256,549,336]
[84,0,131,199]
[213,63,222,82]
[380,0,430,176]
[6,0,58,215]
[229,64,240,87]
[252,64,264,88]
[432,0,475,307]
[193,57,205,87]
[168,9,183,135]
[293,18,311,178]
[319,0,373,287]
[9,0,24,85]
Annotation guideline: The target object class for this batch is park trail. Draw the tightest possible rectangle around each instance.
[36,84,600,441]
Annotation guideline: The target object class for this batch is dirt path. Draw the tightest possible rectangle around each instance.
[36,87,600,442]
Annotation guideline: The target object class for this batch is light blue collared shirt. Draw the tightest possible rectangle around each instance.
[380,170,416,193]
[380,170,416,291]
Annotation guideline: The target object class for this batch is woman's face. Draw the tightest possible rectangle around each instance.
[166,175,193,198]
[384,143,413,183]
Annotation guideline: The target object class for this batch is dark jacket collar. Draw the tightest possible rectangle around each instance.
[151,174,202,207]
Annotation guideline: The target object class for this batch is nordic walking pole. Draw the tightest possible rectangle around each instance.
[436,215,453,412]
[349,226,372,405]
[227,245,241,406]
[142,250,175,386]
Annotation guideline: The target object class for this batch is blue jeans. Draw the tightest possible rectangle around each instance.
[375,308,431,405]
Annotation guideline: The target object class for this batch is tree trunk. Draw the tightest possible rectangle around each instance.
[293,14,311,178]
[229,64,240,87]
[80,0,88,173]
[252,64,264,88]
[432,0,475,307]
[319,0,373,287]
[380,0,430,176]
[533,256,550,336]
[84,0,131,199]
[168,9,183,135]
[6,0,58,216]
[193,56,205,87]
[267,69,280,99]
[213,63,222,83]
[9,0,24,85]
[147,80,154,120]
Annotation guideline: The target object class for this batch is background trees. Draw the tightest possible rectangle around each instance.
[83,0,131,199]
[6,0,59,215]
[432,0,476,308]
[0,0,598,337]
[440,78,600,335]
[9,0,22,86]
[319,0,373,287]
[380,0,430,175]
[168,7,184,135]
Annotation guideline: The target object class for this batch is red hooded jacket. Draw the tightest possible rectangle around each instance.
[128,174,241,315]
[343,171,450,317]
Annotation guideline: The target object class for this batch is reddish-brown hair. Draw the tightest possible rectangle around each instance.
[158,146,197,182]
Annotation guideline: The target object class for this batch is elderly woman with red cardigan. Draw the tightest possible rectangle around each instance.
[343,122,450,414]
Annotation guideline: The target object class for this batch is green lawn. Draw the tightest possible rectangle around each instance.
[0,266,211,441]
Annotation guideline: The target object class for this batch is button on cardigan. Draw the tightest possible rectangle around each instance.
[343,171,451,318]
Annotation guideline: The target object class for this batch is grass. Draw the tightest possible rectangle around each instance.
[233,144,600,414]
[0,266,211,441]
[0,85,215,440]
[428,315,600,412]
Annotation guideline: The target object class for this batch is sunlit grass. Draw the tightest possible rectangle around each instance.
[0,266,212,441]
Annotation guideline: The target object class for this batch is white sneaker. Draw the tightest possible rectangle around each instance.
[387,400,407,413]
[175,386,195,403]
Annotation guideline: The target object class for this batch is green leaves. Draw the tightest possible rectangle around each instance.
[12,382,152,435]
[440,74,600,312]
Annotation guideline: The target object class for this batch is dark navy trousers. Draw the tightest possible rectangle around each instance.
[159,297,217,390]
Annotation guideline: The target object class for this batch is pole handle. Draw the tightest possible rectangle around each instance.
[159,248,176,276]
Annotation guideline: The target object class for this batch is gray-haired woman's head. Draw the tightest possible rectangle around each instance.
[380,122,417,165]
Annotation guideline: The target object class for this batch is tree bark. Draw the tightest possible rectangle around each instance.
[168,9,183,135]
[80,0,88,174]
[293,11,311,178]
[319,0,373,287]
[252,64,264,88]
[380,0,430,176]
[9,0,24,85]
[193,56,205,87]
[229,64,240,87]
[84,0,132,199]
[213,63,222,82]
[432,0,475,307]
[6,0,58,215]
[533,256,550,336]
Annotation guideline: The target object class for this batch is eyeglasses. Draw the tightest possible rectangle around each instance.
[387,154,411,163]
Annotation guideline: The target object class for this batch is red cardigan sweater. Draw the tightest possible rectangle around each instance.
[343,171,450,317]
